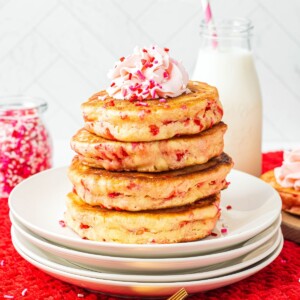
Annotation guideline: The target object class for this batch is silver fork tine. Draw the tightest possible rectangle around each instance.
[167,288,188,300]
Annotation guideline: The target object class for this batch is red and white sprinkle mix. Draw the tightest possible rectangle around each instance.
[21,288,28,296]
[226,205,232,210]
[59,220,66,227]
[0,107,52,197]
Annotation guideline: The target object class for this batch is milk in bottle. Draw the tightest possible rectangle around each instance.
[192,19,262,176]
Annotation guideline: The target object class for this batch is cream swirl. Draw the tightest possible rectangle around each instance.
[274,149,300,190]
[106,46,189,100]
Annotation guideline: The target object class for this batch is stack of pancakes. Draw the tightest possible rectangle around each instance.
[65,81,233,244]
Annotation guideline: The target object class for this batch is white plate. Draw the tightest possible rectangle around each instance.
[11,213,281,275]
[11,224,282,282]
[11,229,284,298]
[9,167,282,258]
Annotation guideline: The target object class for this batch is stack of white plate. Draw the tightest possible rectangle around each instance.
[9,167,283,298]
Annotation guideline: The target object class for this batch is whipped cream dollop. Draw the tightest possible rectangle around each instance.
[274,149,300,190]
[106,46,189,100]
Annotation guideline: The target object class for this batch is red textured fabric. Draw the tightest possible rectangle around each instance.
[1,152,299,300]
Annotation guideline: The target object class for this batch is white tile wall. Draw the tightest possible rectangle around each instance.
[1,0,300,145]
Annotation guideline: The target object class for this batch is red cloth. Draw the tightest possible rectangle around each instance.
[1,151,299,300]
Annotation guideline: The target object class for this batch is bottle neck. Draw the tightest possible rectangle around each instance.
[199,18,253,52]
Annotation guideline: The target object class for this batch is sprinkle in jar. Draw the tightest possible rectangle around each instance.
[0,96,52,197]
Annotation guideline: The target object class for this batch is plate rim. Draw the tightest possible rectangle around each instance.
[10,211,282,263]
[9,166,282,256]
[11,228,284,297]
[10,224,282,283]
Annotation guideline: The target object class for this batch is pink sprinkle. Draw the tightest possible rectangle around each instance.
[154,60,158,64]
[159,98,167,103]
[4,296,14,299]
[0,260,4,266]
[59,220,66,227]
[163,71,169,78]
[226,205,232,210]
[135,101,149,107]
[136,70,146,80]
[21,288,28,296]
[221,228,228,234]
[281,258,287,264]
[151,89,157,98]
[77,294,85,298]
[122,88,127,97]
[131,142,139,149]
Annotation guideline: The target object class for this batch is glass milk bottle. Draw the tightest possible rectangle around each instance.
[192,18,262,176]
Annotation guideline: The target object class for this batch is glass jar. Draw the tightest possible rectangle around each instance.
[192,18,262,176]
[0,96,52,197]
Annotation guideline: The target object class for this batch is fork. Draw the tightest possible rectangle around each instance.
[167,288,188,300]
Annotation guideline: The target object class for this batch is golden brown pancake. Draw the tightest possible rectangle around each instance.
[64,192,221,244]
[71,122,227,172]
[81,81,223,142]
[68,153,233,211]
[261,170,300,216]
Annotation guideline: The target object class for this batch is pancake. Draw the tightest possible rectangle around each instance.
[68,153,233,211]
[261,170,300,216]
[71,122,227,172]
[64,192,221,244]
[81,81,223,142]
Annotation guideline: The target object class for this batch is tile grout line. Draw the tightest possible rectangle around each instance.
[110,0,156,44]
[256,54,300,101]
[59,1,119,58]
[35,30,99,89]
[0,0,12,10]
[263,114,288,141]
[0,1,60,63]
[163,8,202,45]
[257,2,300,48]
[22,53,61,92]
[35,80,82,125]
[111,0,158,23]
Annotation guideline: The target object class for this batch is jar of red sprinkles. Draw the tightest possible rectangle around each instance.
[0,96,52,197]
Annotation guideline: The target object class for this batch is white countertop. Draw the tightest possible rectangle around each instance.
[52,139,300,168]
